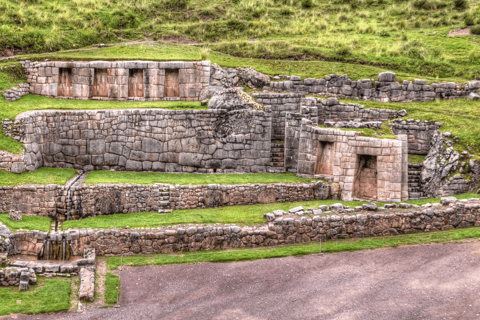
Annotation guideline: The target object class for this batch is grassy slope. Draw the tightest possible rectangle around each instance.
[60,193,480,231]
[0,214,51,231]
[0,278,71,316]
[84,171,316,185]
[1,0,479,80]
[0,168,78,186]
[106,226,480,270]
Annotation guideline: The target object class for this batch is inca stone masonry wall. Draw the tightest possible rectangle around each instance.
[20,60,210,101]
[390,118,443,155]
[293,120,408,202]
[6,201,480,257]
[3,108,272,173]
[268,72,480,102]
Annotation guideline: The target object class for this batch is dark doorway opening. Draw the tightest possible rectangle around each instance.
[58,68,73,97]
[93,69,108,97]
[165,69,179,97]
[353,155,377,200]
[128,69,144,98]
[315,141,334,175]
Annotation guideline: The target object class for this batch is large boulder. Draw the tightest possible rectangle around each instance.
[469,92,480,100]
[421,130,460,197]
[237,67,271,88]
[378,72,396,82]
[208,88,252,111]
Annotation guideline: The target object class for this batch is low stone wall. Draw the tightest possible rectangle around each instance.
[267,72,480,102]
[2,83,29,102]
[0,150,27,173]
[436,175,473,197]
[4,200,480,257]
[390,119,443,155]
[169,181,331,210]
[252,93,303,140]
[0,185,59,217]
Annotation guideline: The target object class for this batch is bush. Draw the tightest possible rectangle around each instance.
[377,29,391,37]
[472,25,480,35]
[280,6,293,15]
[301,0,313,8]
[454,0,468,9]
[414,20,422,27]
[336,44,351,55]
[465,14,475,26]
[413,0,435,10]
[398,19,407,29]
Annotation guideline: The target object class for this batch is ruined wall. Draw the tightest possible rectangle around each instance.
[294,121,408,202]
[268,72,480,102]
[20,60,210,101]
[6,201,480,257]
[3,108,272,173]
[252,93,303,140]
[390,119,443,155]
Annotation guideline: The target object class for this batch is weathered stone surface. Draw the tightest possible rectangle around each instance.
[208,88,252,111]
[237,67,270,88]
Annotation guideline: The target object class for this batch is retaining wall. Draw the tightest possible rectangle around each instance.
[390,119,443,155]
[268,72,480,102]
[2,108,272,173]
[6,201,480,257]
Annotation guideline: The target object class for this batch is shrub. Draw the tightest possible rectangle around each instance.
[413,0,435,10]
[472,25,480,35]
[377,29,390,37]
[414,20,422,27]
[301,0,313,8]
[454,0,468,9]
[280,6,293,15]
[336,44,351,55]
[398,19,407,29]
[465,14,475,26]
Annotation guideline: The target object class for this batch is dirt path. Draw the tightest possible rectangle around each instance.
[10,240,480,320]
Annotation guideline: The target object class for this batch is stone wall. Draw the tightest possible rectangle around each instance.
[0,150,27,173]
[267,72,480,102]
[252,93,303,140]
[169,181,331,210]
[0,185,59,217]
[390,119,443,155]
[2,83,30,102]
[294,120,408,202]
[3,108,272,173]
[20,60,210,101]
[5,200,480,257]
[284,107,319,172]
[317,97,403,125]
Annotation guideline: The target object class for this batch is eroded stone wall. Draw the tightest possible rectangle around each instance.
[0,185,59,217]
[268,72,480,102]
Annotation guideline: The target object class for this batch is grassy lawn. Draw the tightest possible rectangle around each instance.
[408,154,426,164]
[0,94,204,154]
[0,168,78,187]
[106,226,480,271]
[0,278,71,316]
[84,171,316,185]
[105,273,120,305]
[0,214,51,232]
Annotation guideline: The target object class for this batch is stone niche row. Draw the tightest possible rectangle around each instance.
[20,60,211,101]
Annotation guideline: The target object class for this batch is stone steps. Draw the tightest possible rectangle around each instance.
[268,142,285,173]
[158,185,172,214]
[408,164,425,199]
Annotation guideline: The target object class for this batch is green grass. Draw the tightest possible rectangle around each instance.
[84,171,316,185]
[0,94,204,154]
[0,214,51,232]
[319,122,397,139]
[0,168,78,187]
[61,199,368,230]
[106,225,480,270]
[0,278,71,316]
[104,273,120,304]
[1,0,480,80]
[408,154,426,164]
[60,192,480,231]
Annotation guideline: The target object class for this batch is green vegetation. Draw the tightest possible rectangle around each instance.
[105,272,120,304]
[408,154,426,164]
[107,225,480,270]
[0,278,71,316]
[84,171,316,185]
[0,168,78,186]
[0,214,51,232]
[340,98,480,154]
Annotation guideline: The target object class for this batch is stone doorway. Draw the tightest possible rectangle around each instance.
[93,69,109,97]
[57,68,73,97]
[353,155,377,200]
[128,69,144,98]
[165,69,179,97]
[315,141,334,175]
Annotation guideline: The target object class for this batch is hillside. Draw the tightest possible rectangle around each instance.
[1,0,480,81]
